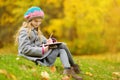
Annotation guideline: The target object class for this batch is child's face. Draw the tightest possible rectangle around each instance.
[31,18,42,28]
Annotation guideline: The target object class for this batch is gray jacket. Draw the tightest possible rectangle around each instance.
[18,27,56,66]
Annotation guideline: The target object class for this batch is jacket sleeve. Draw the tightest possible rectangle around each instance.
[18,29,42,57]
[41,35,47,44]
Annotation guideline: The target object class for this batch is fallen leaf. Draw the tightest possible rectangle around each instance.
[85,72,93,77]
[41,71,50,80]
[112,77,118,80]
[16,57,20,60]
[112,72,120,77]
[61,75,70,80]
[0,69,17,80]
[50,66,56,73]
[9,73,17,80]
[0,69,8,77]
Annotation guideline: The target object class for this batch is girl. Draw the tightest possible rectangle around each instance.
[15,6,82,80]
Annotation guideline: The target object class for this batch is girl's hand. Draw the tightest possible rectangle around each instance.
[44,46,49,53]
[47,38,53,44]
[51,38,57,43]
[42,44,49,54]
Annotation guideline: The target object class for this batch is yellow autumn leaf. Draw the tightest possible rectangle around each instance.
[50,65,56,73]
[0,69,17,80]
[112,72,120,77]
[62,76,70,80]
[0,69,8,76]
[41,71,50,80]
[61,75,70,80]
[85,72,93,77]
[9,73,17,80]
[16,57,20,60]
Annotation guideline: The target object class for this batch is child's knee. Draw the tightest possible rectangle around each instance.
[59,43,66,49]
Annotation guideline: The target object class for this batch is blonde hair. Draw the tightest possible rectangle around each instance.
[14,21,42,45]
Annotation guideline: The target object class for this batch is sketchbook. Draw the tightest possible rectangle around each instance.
[40,42,63,47]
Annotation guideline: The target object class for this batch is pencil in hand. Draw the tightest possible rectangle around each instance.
[49,33,53,39]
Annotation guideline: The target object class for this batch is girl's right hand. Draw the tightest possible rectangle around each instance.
[44,46,49,53]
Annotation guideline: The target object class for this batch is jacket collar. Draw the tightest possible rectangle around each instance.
[31,27,38,35]
[31,27,38,31]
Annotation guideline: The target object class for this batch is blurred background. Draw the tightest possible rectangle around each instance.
[0,0,120,55]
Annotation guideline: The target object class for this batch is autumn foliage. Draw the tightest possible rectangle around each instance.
[0,0,120,54]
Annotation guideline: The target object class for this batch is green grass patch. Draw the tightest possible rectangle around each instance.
[0,53,120,80]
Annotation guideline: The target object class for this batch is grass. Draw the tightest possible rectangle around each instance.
[0,53,120,80]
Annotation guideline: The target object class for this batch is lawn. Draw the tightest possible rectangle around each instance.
[0,53,120,80]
